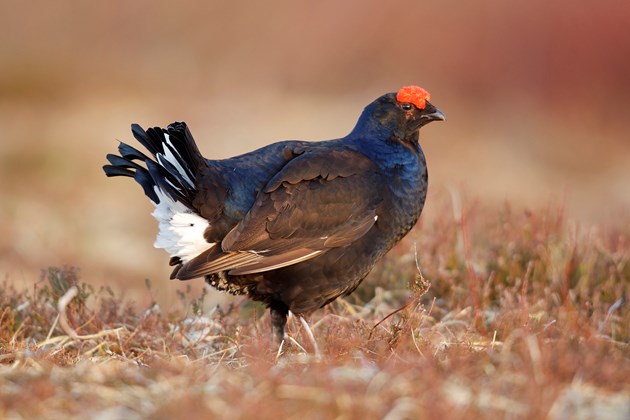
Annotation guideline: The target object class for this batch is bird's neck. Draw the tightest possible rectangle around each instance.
[348,117,422,167]
[349,108,420,148]
[349,110,395,139]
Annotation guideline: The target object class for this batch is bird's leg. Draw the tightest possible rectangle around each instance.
[269,303,288,346]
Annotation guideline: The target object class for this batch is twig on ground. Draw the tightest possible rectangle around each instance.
[55,286,125,342]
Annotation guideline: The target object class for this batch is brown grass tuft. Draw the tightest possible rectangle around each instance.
[1,196,629,418]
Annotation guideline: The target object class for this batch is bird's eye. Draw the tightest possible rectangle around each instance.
[401,103,413,111]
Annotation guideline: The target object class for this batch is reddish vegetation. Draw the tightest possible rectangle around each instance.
[1,194,628,418]
[2,1,630,294]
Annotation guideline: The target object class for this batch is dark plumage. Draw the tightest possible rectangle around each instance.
[103,86,445,343]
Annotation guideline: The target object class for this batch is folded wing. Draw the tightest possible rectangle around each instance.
[175,148,383,279]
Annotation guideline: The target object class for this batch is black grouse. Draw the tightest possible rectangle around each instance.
[103,85,445,343]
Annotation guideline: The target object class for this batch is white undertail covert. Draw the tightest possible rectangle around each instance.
[150,133,214,263]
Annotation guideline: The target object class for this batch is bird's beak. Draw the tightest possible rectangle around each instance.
[422,108,446,122]
[416,107,446,129]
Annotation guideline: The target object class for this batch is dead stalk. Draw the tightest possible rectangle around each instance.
[55,286,125,342]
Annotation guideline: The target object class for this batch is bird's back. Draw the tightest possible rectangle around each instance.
[196,140,312,241]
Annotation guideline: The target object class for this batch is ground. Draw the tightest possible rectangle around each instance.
[1,193,628,419]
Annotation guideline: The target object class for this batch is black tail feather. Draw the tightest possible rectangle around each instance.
[105,153,140,170]
[118,142,151,162]
[146,159,193,208]
[104,153,160,203]
[131,124,162,156]
[102,164,133,177]
[103,122,205,207]
[156,153,192,188]
[164,122,207,175]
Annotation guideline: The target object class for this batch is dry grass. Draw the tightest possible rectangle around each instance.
[1,194,629,419]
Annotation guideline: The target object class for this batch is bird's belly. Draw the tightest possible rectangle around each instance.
[247,223,403,314]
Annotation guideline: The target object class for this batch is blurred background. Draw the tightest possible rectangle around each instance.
[1,0,629,306]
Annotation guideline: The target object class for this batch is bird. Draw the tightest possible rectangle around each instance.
[103,85,445,344]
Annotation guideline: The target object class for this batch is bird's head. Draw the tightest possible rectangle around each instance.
[352,85,445,143]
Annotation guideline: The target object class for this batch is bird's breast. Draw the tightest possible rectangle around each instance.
[377,152,428,243]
